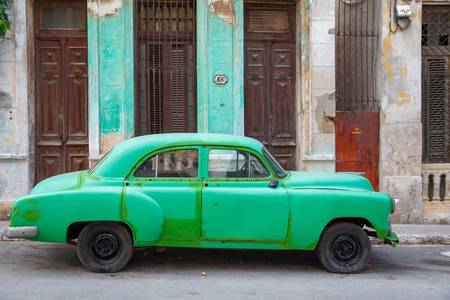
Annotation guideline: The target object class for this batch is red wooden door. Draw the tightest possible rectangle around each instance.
[244,2,297,170]
[335,112,379,190]
[35,0,88,183]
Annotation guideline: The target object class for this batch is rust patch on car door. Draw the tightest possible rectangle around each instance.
[335,112,379,190]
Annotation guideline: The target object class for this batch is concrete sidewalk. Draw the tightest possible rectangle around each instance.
[1,221,449,244]
[390,224,450,245]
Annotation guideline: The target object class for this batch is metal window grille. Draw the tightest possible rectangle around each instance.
[135,0,197,135]
[335,0,381,112]
[422,6,450,163]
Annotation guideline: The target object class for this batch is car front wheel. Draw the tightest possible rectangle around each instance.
[76,222,133,273]
[317,222,371,274]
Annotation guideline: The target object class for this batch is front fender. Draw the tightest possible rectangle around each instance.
[122,189,164,245]
[288,189,392,250]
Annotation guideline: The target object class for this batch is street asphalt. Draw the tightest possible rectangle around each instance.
[0,242,449,300]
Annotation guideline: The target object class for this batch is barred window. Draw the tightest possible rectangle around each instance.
[135,0,197,135]
[335,0,381,112]
[422,6,450,163]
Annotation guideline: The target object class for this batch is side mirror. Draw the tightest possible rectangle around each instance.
[269,180,279,189]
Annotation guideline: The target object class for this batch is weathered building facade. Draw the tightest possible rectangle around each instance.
[0,0,449,223]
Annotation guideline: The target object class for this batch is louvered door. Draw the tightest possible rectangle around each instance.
[244,1,297,170]
[136,0,196,135]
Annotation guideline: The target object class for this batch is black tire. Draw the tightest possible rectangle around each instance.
[317,222,371,274]
[76,222,133,273]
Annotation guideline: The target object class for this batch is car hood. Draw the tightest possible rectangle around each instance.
[283,171,374,192]
[30,171,86,195]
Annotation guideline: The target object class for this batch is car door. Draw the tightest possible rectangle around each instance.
[201,147,289,242]
[126,147,202,241]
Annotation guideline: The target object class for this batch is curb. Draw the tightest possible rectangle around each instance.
[397,235,450,245]
[0,230,24,242]
[370,236,450,245]
[370,235,450,246]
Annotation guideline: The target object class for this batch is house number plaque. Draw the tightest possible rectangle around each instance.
[213,74,228,85]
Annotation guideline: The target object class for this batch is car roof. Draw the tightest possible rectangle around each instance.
[92,133,264,178]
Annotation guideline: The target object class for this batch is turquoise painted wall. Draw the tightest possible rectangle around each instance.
[88,0,134,156]
[88,0,244,159]
[197,0,244,135]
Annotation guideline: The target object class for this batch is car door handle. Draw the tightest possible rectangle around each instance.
[269,180,279,189]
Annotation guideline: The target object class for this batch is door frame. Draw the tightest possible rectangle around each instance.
[243,0,301,170]
[32,0,88,184]
[133,0,198,136]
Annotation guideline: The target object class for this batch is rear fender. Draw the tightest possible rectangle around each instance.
[122,189,164,244]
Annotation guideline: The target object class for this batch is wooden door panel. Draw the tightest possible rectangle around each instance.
[335,111,379,190]
[245,44,267,143]
[269,146,296,172]
[35,0,88,184]
[37,77,62,142]
[65,39,88,144]
[65,146,89,172]
[270,45,294,141]
[36,40,63,144]
[36,146,64,183]
[244,3,296,171]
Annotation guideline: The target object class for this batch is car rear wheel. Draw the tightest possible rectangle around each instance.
[317,222,371,274]
[76,222,133,273]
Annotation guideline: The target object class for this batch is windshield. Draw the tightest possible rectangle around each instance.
[262,147,287,178]
[89,148,113,174]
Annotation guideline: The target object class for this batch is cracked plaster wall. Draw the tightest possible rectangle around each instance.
[88,0,134,161]
[303,0,336,173]
[378,0,423,223]
[88,0,122,18]
[197,0,244,135]
[208,0,235,24]
[0,1,32,210]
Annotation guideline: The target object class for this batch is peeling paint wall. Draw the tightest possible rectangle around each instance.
[378,0,423,223]
[88,0,134,159]
[208,0,235,24]
[300,0,336,173]
[88,0,123,18]
[197,0,244,134]
[0,0,32,215]
[0,0,433,224]
[0,0,16,159]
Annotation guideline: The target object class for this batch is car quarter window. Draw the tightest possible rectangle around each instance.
[208,149,269,179]
[134,149,198,178]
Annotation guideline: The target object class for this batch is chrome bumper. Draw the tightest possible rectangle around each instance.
[5,226,38,239]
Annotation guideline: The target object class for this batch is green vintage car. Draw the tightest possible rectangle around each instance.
[6,133,398,273]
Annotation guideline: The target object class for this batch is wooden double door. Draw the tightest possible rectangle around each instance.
[34,0,88,183]
[244,1,297,170]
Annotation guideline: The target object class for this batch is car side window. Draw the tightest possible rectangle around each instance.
[208,149,269,178]
[134,149,198,178]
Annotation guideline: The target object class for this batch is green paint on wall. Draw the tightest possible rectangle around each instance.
[88,0,134,154]
[197,0,244,135]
